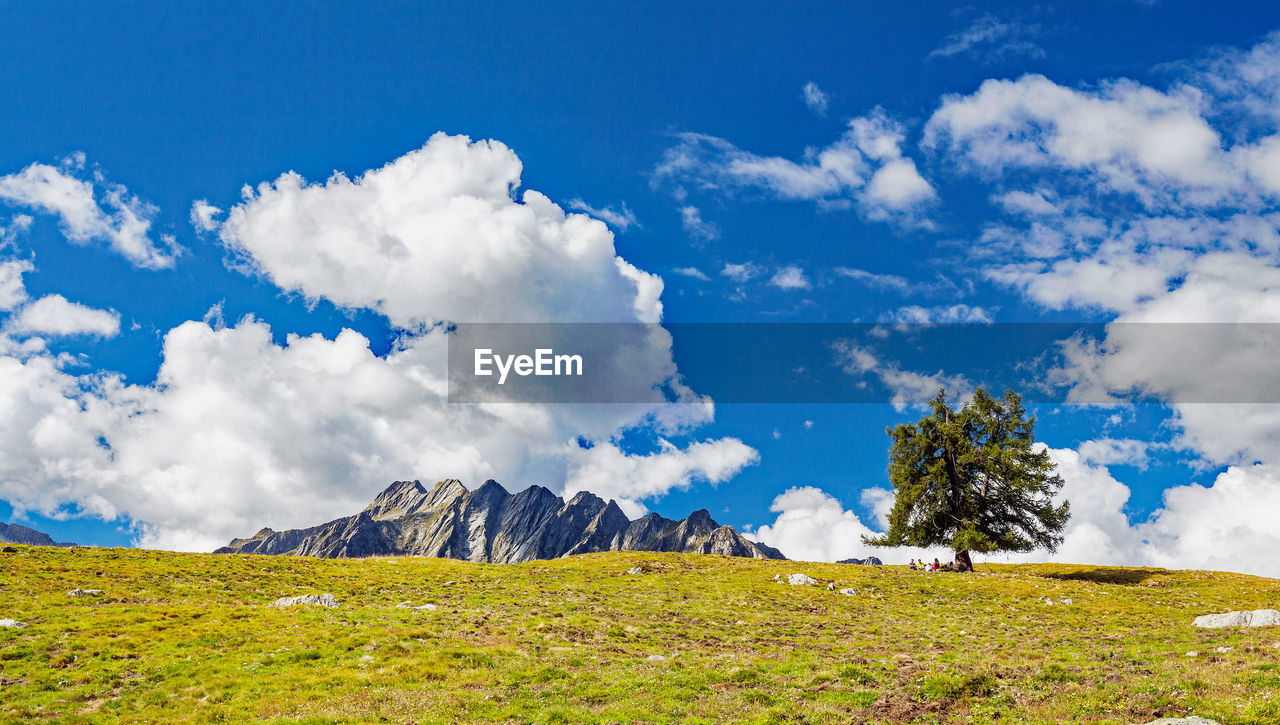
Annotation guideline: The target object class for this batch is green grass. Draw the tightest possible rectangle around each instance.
[1,547,1279,723]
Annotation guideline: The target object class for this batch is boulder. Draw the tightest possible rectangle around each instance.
[67,588,103,597]
[1134,719,1222,725]
[774,573,817,586]
[1192,609,1280,628]
[838,588,858,596]
[395,601,438,611]
[268,593,338,608]
[0,619,27,629]
[625,567,644,575]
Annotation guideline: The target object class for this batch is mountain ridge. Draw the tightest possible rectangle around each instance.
[215,479,786,562]
[0,521,74,547]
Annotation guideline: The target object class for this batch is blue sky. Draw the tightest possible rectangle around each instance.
[3,1,1280,575]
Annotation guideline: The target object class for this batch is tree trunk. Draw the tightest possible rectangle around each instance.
[954,549,973,572]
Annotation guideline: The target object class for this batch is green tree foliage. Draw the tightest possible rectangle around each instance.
[864,387,1070,572]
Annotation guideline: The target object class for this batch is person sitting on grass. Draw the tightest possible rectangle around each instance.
[908,558,917,570]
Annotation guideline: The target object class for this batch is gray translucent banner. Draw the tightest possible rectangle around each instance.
[446,322,1280,404]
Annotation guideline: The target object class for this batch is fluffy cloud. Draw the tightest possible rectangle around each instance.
[746,485,954,563]
[0,158,180,269]
[0,260,121,338]
[653,111,934,221]
[745,486,883,562]
[721,261,762,283]
[748,448,1280,577]
[927,34,1280,479]
[1077,437,1154,470]
[768,265,810,290]
[561,437,759,517]
[216,133,662,328]
[801,81,829,116]
[189,199,222,233]
[924,74,1237,203]
[0,259,32,311]
[6,294,120,338]
[992,448,1280,578]
[0,308,729,552]
[0,134,750,550]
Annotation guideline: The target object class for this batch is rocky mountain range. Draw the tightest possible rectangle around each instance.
[216,479,787,563]
[0,521,74,547]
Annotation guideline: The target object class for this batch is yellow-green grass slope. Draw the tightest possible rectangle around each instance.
[2,546,1279,724]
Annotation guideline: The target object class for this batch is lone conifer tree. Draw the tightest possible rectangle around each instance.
[864,387,1070,572]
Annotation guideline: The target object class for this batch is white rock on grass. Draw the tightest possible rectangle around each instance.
[625,567,644,575]
[646,655,667,662]
[0,619,27,629]
[396,601,438,611]
[838,588,858,596]
[67,588,103,597]
[1136,718,1223,724]
[773,573,817,586]
[1192,609,1280,628]
[268,593,338,608]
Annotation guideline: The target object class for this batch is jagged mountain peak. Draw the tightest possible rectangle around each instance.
[565,490,605,508]
[684,508,716,529]
[366,479,430,520]
[474,479,509,495]
[217,478,786,563]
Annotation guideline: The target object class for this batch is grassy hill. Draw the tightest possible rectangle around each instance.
[1,546,1278,724]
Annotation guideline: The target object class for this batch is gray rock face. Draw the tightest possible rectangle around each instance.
[774,573,817,586]
[0,522,74,547]
[1192,609,1280,628]
[218,479,786,563]
[269,593,338,608]
[837,556,883,566]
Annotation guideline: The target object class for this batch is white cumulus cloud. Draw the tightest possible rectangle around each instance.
[6,294,120,338]
[0,134,753,551]
[218,133,663,328]
[0,159,181,269]
[769,265,810,290]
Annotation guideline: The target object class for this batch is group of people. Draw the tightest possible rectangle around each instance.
[907,557,953,572]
